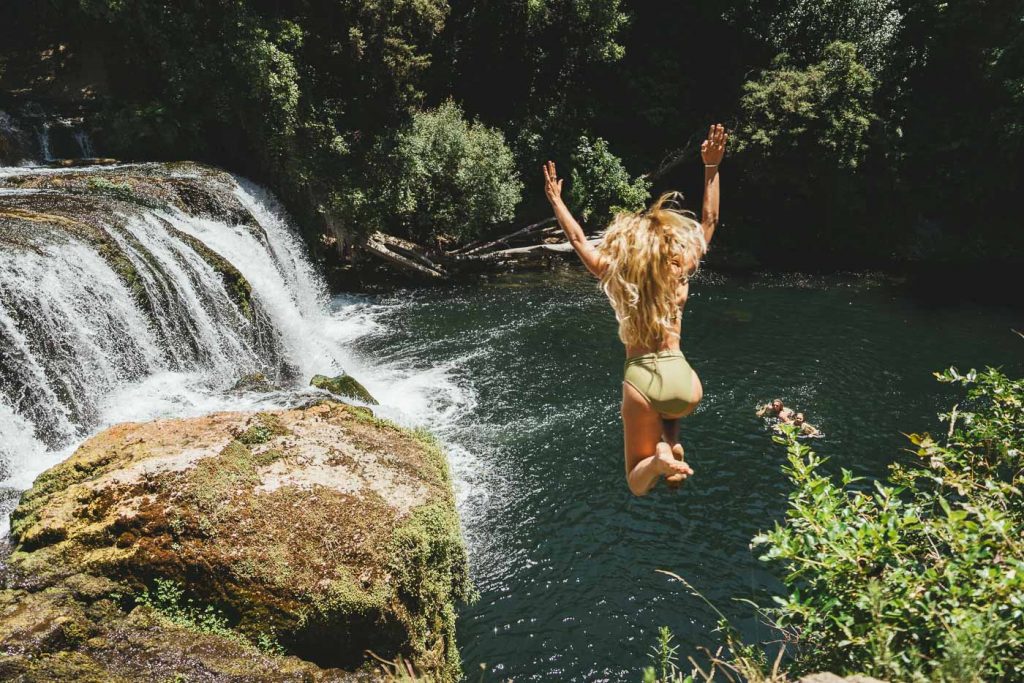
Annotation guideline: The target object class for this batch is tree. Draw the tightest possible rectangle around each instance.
[731,41,878,262]
[55,0,450,249]
[365,101,523,245]
[766,0,903,76]
[569,136,650,229]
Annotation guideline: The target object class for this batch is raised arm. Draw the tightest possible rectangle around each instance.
[700,124,727,246]
[543,161,607,277]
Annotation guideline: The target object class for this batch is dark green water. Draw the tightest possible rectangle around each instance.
[342,269,1022,681]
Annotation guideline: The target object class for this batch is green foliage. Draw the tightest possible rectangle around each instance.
[640,626,695,683]
[370,101,522,244]
[766,0,903,75]
[754,367,1024,681]
[737,42,875,173]
[54,0,450,246]
[569,136,650,228]
[4,0,1022,265]
[436,0,630,207]
[236,412,290,446]
[137,578,285,655]
[137,578,237,640]
[84,177,137,204]
[730,41,878,261]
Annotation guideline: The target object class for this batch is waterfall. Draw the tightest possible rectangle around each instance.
[35,122,53,162]
[0,106,96,164]
[0,163,359,527]
[74,129,95,158]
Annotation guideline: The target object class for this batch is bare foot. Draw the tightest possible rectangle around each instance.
[660,443,693,489]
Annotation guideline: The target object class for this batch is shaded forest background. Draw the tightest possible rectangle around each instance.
[1,0,1022,272]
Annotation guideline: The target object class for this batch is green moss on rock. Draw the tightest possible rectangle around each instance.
[3,401,469,681]
[310,373,378,405]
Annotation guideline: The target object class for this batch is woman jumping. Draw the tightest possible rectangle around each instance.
[543,124,727,496]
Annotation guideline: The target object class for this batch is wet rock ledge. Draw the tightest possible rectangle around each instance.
[0,401,470,681]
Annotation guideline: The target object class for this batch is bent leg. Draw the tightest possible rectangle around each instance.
[661,371,703,486]
[622,382,692,496]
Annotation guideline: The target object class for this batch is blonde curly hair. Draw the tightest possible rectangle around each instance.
[598,192,706,349]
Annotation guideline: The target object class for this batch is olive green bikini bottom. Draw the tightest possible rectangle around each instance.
[623,350,698,416]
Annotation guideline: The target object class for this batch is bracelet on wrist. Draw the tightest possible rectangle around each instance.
[704,164,719,169]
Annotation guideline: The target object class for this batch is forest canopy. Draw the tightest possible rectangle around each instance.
[1,0,1022,268]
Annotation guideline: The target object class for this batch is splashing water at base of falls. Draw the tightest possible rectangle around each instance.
[0,163,476,532]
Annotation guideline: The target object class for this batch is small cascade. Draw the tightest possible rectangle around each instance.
[34,117,93,162]
[35,122,53,161]
[105,213,268,376]
[74,129,95,158]
[0,240,164,448]
[0,104,99,165]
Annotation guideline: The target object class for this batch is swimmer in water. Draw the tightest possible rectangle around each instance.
[792,412,821,436]
[757,398,795,422]
[543,124,727,495]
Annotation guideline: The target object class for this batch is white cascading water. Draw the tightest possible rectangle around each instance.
[0,164,476,531]
[106,213,269,375]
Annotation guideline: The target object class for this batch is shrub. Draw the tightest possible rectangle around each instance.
[376,100,522,245]
[569,136,650,229]
[754,367,1024,681]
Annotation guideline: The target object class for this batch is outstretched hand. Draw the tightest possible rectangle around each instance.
[542,160,563,206]
[701,124,727,167]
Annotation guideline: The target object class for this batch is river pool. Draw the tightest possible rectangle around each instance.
[338,268,1022,681]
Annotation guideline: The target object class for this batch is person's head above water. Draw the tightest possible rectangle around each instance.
[771,398,784,412]
[794,412,805,425]
[598,191,706,349]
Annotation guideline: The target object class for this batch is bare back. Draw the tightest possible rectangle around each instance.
[623,279,689,358]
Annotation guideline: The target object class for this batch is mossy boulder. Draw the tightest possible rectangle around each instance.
[311,374,379,405]
[0,580,345,682]
[3,401,469,681]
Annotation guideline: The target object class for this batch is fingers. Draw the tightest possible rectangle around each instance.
[542,161,561,185]
[705,124,727,148]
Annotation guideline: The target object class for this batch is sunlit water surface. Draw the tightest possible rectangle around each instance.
[338,269,1023,681]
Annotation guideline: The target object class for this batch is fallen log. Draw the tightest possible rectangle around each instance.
[450,217,557,256]
[362,229,602,278]
[480,238,601,259]
[365,231,447,279]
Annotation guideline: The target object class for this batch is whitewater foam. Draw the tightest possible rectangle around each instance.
[0,165,478,535]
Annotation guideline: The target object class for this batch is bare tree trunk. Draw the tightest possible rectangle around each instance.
[364,231,447,279]
[449,217,557,256]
